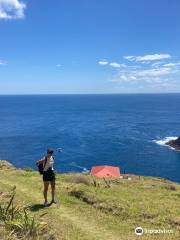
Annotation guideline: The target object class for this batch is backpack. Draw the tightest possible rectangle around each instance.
[37,157,47,175]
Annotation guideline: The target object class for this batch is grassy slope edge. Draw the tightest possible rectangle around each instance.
[0,160,180,240]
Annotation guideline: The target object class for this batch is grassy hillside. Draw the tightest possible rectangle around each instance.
[0,160,180,240]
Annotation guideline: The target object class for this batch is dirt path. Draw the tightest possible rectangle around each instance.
[0,171,121,240]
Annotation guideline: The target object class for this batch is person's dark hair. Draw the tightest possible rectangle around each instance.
[47,148,54,155]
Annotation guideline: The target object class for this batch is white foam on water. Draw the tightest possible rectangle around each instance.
[153,136,178,150]
[82,168,89,173]
[69,162,89,173]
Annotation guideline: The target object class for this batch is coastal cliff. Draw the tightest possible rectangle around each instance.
[0,160,180,240]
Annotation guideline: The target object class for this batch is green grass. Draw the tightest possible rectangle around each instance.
[0,162,180,240]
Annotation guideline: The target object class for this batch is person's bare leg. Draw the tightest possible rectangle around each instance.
[50,180,56,203]
[43,181,49,204]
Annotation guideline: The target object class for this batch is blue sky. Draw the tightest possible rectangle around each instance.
[0,0,180,94]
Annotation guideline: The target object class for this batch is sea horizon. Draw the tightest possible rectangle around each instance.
[1,92,180,96]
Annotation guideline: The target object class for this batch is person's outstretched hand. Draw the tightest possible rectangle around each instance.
[58,148,63,153]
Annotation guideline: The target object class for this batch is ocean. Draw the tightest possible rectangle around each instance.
[0,94,180,182]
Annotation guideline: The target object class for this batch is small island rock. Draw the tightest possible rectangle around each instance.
[165,137,180,150]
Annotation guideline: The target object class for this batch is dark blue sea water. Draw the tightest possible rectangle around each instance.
[0,94,180,182]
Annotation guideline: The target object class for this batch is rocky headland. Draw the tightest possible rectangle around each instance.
[165,137,180,151]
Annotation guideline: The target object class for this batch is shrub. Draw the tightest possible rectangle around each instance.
[0,188,54,240]
[66,174,91,186]
[24,167,33,172]
[163,184,176,191]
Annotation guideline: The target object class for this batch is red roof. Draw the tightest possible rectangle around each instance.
[90,165,120,178]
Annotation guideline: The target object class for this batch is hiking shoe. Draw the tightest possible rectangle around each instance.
[44,201,49,207]
[51,199,58,204]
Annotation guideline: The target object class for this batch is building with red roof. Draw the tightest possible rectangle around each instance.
[90,165,120,178]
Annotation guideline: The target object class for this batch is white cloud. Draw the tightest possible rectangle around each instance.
[124,54,171,62]
[109,62,126,68]
[111,66,175,84]
[136,67,171,77]
[124,56,134,61]
[111,74,138,83]
[98,60,126,68]
[151,61,164,67]
[117,75,128,81]
[163,62,180,67]
[130,75,136,80]
[98,60,109,65]
[0,0,26,20]
[109,62,121,68]
[99,53,180,91]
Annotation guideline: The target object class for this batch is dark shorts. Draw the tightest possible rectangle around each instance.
[43,169,55,182]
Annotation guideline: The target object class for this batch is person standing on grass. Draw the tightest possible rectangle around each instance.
[36,148,58,206]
